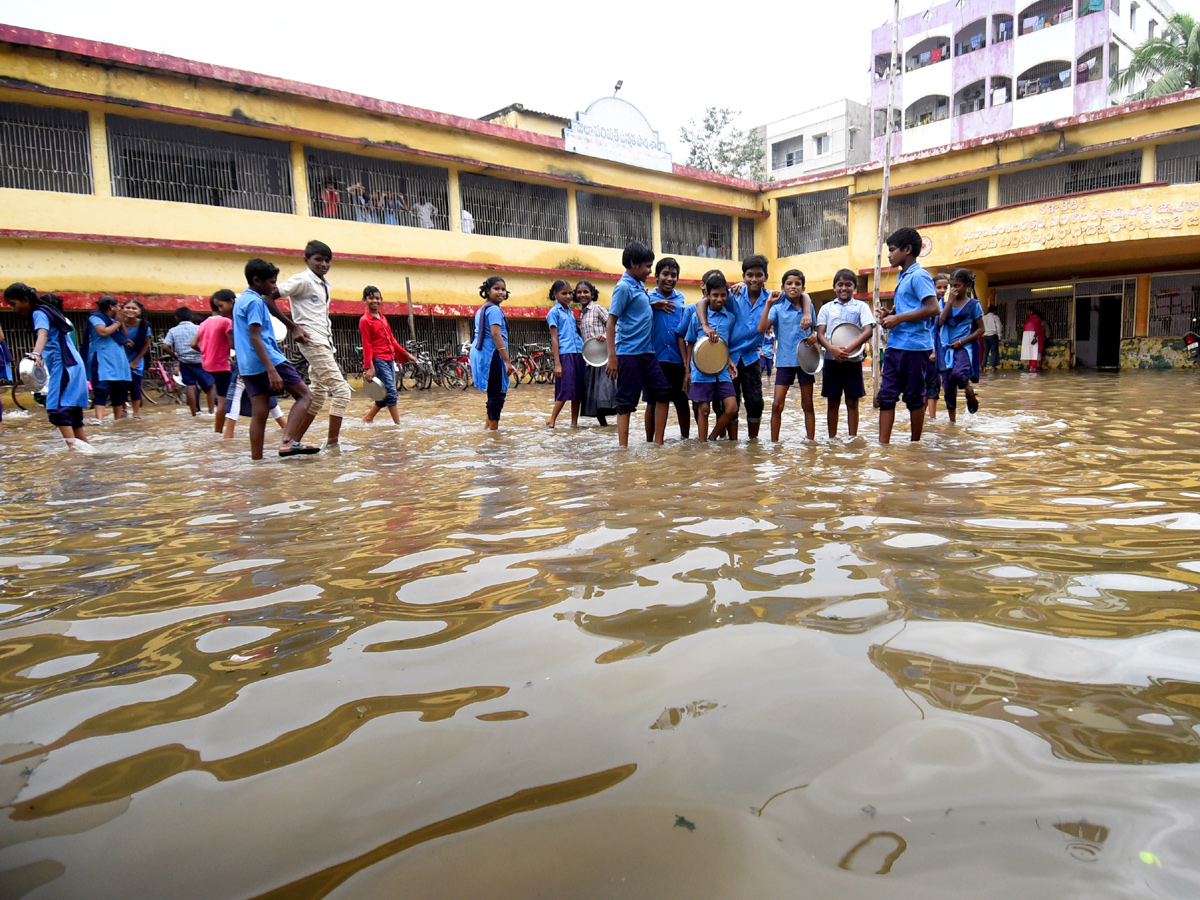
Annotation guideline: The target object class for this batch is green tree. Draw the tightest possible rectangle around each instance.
[1110,13,1200,101]
[679,107,766,181]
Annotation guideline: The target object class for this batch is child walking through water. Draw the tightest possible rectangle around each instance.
[3,284,92,451]
[937,269,984,423]
[359,286,410,425]
[546,279,583,428]
[758,269,815,440]
[470,276,518,430]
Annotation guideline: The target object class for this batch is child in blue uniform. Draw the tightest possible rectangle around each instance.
[87,295,131,422]
[3,283,92,451]
[678,271,739,442]
[646,257,690,440]
[925,273,949,421]
[607,241,670,447]
[120,299,150,418]
[878,227,939,444]
[758,269,815,441]
[470,276,518,430]
[937,268,985,423]
[546,279,583,428]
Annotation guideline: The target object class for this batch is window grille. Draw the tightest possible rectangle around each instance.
[505,318,553,350]
[874,108,901,138]
[458,173,568,243]
[954,80,988,116]
[305,147,449,230]
[991,76,1013,106]
[905,95,949,129]
[997,150,1142,205]
[776,188,848,256]
[660,206,733,259]
[905,36,951,72]
[1078,0,1106,18]
[107,115,293,213]
[1016,61,1073,99]
[576,191,651,249]
[771,136,804,169]
[994,14,1014,42]
[889,179,988,227]
[955,19,988,56]
[1076,46,1104,85]
[995,288,1073,341]
[1018,0,1074,33]
[1157,137,1200,185]
[0,101,92,194]
[1147,273,1200,338]
[738,218,756,259]
[1122,278,1137,340]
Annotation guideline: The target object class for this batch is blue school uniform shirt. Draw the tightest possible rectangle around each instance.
[125,321,150,376]
[682,304,736,384]
[649,288,688,364]
[888,262,937,351]
[939,298,984,369]
[470,302,509,393]
[609,273,654,356]
[768,300,812,369]
[546,304,582,354]
[34,309,89,411]
[232,288,287,377]
[88,312,131,382]
[727,285,768,367]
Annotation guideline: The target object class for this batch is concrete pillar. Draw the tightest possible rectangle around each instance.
[987,174,1000,209]
[651,201,662,254]
[88,110,111,198]
[1135,274,1151,336]
[567,187,579,246]
[1141,145,1157,183]
[447,169,462,233]
[290,143,310,217]
[732,216,741,261]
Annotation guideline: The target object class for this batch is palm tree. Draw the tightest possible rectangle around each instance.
[1110,13,1200,101]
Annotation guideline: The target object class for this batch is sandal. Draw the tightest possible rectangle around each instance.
[279,441,321,457]
[966,390,979,414]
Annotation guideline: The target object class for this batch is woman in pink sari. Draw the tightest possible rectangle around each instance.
[1021,308,1045,371]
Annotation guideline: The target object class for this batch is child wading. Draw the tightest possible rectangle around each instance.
[195,290,236,434]
[3,283,92,451]
[925,273,950,421]
[232,258,318,459]
[546,279,583,428]
[87,296,132,422]
[759,269,815,441]
[937,269,985,423]
[575,280,614,426]
[120,299,150,419]
[163,306,213,417]
[607,241,671,447]
[816,269,875,438]
[678,271,739,441]
[878,227,940,444]
[470,277,518,430]
[646,258,690,440]
[359,286,411,426]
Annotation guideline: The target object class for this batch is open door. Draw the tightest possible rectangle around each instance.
[1096,295,1122,369]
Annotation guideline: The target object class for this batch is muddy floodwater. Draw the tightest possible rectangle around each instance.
[5,371,1200,899]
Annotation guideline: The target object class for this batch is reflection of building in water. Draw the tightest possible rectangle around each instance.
[871,643,1200,764]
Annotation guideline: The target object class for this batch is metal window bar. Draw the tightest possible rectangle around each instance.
[1147,273,1200,338]
[1018,0,1074,32]
[576,191,652,249]
[458,173,568,243]
[1076,46,1104,84]
[1015,60,1073,100]
[1156,137,1200,185]
[739,218,756,259]
[994,15,1014,42]
[889,179,988,227]
[776,188,849,256]
[305,147,450,230]
[505,318,553,350]
[1122,278,1137,340]
[997,150,1142,205]
[660,206,733,259]
[107,115,293,213]
[995,286,1072,340]
[0,101,92,194]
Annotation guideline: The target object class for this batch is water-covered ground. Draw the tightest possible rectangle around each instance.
[4,370,1200,899]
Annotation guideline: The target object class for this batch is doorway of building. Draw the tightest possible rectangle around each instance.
[1074,281,1125,369]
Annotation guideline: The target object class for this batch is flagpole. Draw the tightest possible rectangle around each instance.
[872,0,900,398]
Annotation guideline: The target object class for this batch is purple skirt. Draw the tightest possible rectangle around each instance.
[555,352,584,402]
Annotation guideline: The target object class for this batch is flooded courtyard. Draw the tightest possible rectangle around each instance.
[4,370,1200,899]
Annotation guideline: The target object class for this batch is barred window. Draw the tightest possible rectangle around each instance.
[660,206,732,259]
[998,150,1142,205]
[955,80,987,116]
[1148,273,1200,338]
[955,19,987,55]
[1157,137,1200,185]
[0,101,92,194]
[305,147,449,230]
[889,179,988,227]
[994,14,1014,42]
[459,173,568,242]
[991,76,1013,106]
[1016,61,1073,99]
[996,286,1073,341]
[776,188,848,256]
[576,191,651,249]
[1076,46,1104,85]
[107,115,293,213]
[905,95,949,129]
[738,218,755,258]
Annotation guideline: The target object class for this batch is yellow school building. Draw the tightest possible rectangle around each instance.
[0,25,1197,368]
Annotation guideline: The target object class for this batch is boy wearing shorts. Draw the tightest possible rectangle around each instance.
[163,306,213,416]
[193,289,235,434]
[878,227,939,443]
[679,271,739,442]
[645,257,690,440]
[817,269,875,438]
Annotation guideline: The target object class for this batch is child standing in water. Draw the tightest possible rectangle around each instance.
[470,276,518,430]
[87,296,131,422]
[817,269,875,438]
[575,280,614,426]
[195,289,236,434]
[163,307,213,417]
[3,284,92,451]
[120,299,150,419]
[607,241,671,447]
[937,268,985,423]
[758,269,816,441]
[878,227,939,444]
[646,257,690,440]
[546,279,583,428]
[678,271,739,441]
[925,273,949,421]
[359,286,410,426]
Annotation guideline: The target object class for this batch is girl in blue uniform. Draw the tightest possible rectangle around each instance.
[3,283,93,450]
[937,268,985,423]
[87,295,131,422]
[470,276,518,430]
[757,268,815,441]
[121,299,150,418]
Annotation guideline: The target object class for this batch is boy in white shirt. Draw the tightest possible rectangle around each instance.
[982,304,1002,371]
[816,268,875,438]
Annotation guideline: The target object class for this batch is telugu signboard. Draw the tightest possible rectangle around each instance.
[564,97,673,173]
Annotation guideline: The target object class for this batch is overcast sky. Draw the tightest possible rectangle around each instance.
[1,0,1195,162]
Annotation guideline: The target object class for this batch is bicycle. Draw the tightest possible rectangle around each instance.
[142,357,186,405]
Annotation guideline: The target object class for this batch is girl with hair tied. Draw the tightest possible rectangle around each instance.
[936,268,985,422]
[470,276,518,430]
[574,280,614,426]
[545,279,583,428]
[120,298,150,418]
[3,283,93,451]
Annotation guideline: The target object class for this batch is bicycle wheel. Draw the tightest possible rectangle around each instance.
[400,363,421,391]
[440,362,466,390]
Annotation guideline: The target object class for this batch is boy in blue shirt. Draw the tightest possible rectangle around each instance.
[606,241,671,447]
[678,272,739,442]
[878,227,939,444]
[645,257,690,441]
[233,257,317,459]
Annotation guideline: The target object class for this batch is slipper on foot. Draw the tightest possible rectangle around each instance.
[279,442,321,457]
[966,393,979,414]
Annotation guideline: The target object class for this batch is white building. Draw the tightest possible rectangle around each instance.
[758,100,872,182]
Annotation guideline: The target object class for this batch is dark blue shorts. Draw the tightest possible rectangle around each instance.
[924,351,940,399]
[179,362,215,389]
[645,360,687,404]
[775,366,815,387]
[821,359,865,403]
[212,370,232,397]
[242,360,303,398]
[879,348,930,411]
[688,380,735,404]
[616,353,669,414]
